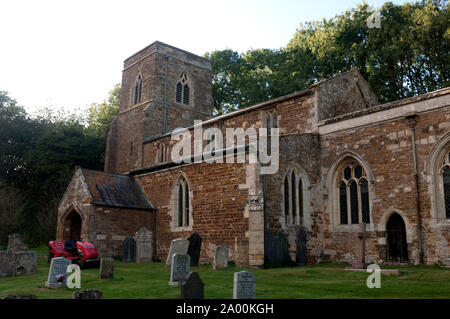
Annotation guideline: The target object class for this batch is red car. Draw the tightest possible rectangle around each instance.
[48,240,100,268]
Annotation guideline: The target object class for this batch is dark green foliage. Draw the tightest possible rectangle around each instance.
[207,1,449,114]
[0,86,119,245]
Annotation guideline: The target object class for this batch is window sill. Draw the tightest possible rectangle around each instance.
[332,224,373,232]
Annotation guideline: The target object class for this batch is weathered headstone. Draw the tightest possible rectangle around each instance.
[135,227,152,263]
[99,257,114,279]
[214,245,229,270]
[169,254,190,286]
[352,223,369,269]
[7,233,28,252]
[122,236,136,263]
[275,231,290,266]
[45,257,72,288]
[264,231,290,267]
[166,238,189,266]
[180,272,204,299]
[0,252,16,278]
[72,289,102,299]
[296,227,308,266]
[187,232,202,266]
[233,271,256,299]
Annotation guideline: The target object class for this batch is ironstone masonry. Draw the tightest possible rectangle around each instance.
[56,41,450,266]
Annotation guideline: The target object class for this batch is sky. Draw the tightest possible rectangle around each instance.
[0,0,411,114]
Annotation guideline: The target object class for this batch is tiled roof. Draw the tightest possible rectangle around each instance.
[81,169,154,210]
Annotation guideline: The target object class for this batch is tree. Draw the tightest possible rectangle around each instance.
[86,83,120,137]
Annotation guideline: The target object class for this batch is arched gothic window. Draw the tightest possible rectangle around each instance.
[176,73,190,105]
[337,161,370,224]
[133,74,143,105]
[441,151,450,219]
[265,112,278,136]
[176,177,190,227]
[283,169,307,226]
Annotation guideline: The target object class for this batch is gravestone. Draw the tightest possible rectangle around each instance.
[0,252,16,278]
[233,271,256,299]
[296,227,308,266]
[166,238,189,266]
[180,272,204,299]
[7,233,28,252]
[352,223,369,269]
[99,257,114,279]
[214,245,229,270]
[135,227,152,263]
[45,257,72,288]
[72,289,102,299]
[187,232,202,266]
[169,254,190,286]
[264,231,290,267]
[122,236,136,263]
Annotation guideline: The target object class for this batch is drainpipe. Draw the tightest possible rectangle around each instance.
[162,55,169,134]
[405,113,424,264]
[153,209,157,261]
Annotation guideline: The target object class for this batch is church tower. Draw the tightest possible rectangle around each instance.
[105,41,214,174]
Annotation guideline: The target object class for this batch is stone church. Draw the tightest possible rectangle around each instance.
[57,41,450,267]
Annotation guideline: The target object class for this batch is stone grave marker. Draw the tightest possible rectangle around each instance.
[135,227,152,263]
[352,223,369,269]
[122,236,136,263]
[233,270,256,299]
[169,254,190,286]
[213,245,229,270]
[166,238,189,266]
[187,232,202,266]
[180,272,204,299]
[99,257,114,279]
[7,233,28,252]
[45,257,72,288]
[296,227,307,266]
[72,289,103,299]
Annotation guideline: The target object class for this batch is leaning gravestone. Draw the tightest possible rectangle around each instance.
[166,238,189,266]
[72,289,102,299]
[135,227,152,263]
[7,233,28,252]
[187,232,202,266]
[99,257,114,279]
[180,272,204,299]
[296,227,308,266]
[233,270,256,299]
[213,245,229,270]
[45,257,72,288]
[169,254,190,286]
[122,236,136,263]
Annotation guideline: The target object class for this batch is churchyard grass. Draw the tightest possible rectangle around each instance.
[0,246,449,299]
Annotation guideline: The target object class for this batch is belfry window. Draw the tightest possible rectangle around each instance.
[177,177,190,227]
[337,162,370,224]
[133,74,143,105]
[176,73,190,105]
